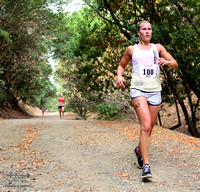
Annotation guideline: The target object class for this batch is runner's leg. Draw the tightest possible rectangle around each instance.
[148,104,160,136]
[62,106,64,117]
[59,107,62,118]
[131,96,151,166]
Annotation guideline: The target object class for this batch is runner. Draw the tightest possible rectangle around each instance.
[116,20,178,179]
[57,94,66,119]
[42,108,45,117]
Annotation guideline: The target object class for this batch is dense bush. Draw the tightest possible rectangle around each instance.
[97,103,121,120]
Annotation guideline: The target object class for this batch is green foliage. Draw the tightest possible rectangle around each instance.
[53,7,115,115]
[0,0,69,107]
[0,29,12,43]
[97,103,121,120]
[39,86,57,111]
[0,88,7,104]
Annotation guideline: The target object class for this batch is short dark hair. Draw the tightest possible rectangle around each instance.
[137,20,151,31]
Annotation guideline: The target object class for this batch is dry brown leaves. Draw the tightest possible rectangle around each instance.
[9,124,37,153]
[96,120,120,127]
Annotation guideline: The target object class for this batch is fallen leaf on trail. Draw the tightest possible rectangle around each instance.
[114,187,121,190]
[96,120,119,127]
[0,157,6,161]
[14,148,21,152]
[56,181,63,184]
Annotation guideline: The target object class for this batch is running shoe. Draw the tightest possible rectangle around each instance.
[134,146,143,169]
[142,164,152,179]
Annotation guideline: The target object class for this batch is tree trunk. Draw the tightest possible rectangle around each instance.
[163,67,200,137]
[169,98,182,130]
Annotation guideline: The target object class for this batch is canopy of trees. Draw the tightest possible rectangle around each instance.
[54,0,200,137]
[0,0,69,109]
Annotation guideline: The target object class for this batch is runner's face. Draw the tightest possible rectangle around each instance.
[137,23,152,42]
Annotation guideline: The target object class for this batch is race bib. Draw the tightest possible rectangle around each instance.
[140,64,159,78]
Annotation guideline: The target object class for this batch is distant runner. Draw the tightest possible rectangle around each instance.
[42,108,45,117]
[117,20,178,179]
[57,94,66,119]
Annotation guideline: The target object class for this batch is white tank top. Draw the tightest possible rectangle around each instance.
[130,43,161,92]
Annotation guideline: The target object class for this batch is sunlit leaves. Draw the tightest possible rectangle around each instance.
[0,29,12,43]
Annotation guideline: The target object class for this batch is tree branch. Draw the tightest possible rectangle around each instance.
[87,2,133,34]
[103,0,132,40]
[173,1,200,37]
[86,3,114,24]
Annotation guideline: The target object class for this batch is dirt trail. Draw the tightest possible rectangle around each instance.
[0,112,199,192]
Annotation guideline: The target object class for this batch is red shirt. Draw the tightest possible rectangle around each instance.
[58,97,65,102]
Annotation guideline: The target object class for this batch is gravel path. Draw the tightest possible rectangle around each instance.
[0,112,199,192]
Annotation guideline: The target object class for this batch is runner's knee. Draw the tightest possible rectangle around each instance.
[141,124,151,133]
